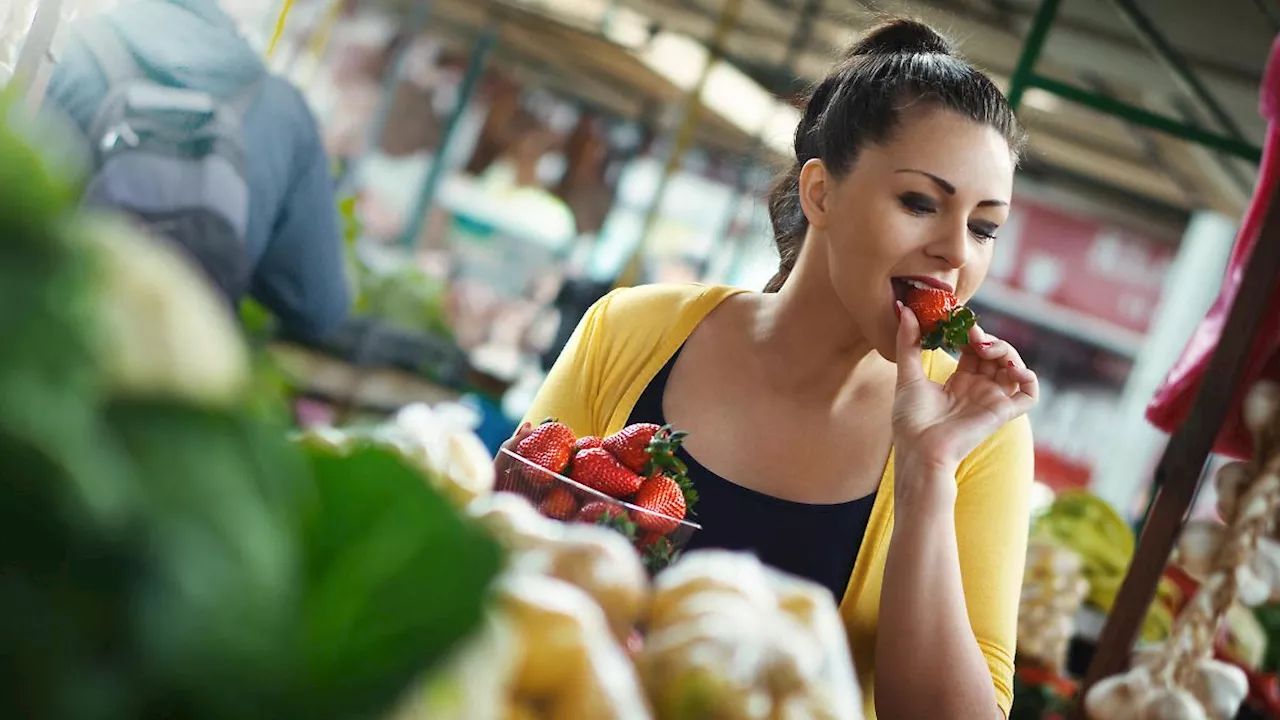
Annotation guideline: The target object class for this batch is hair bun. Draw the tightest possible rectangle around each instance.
[847,19,953,57]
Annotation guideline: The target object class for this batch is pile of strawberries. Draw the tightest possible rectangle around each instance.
[502,421,698,565]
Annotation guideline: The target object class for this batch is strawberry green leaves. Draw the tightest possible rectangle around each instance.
[921,306,978,353]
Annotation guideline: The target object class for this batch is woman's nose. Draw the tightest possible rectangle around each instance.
[926,224,972,269]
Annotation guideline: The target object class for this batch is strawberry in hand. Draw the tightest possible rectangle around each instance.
[892,301,1039,489]
[903,285,977,353]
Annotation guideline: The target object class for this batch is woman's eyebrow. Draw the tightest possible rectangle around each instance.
[895,168,1008,207]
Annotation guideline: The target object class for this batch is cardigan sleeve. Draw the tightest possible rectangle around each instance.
[520,290,620,436]
[953,414,1035,717]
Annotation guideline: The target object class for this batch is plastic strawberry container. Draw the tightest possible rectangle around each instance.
[496,447,701,568]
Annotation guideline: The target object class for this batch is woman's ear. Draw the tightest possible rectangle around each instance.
[797,158,830,230]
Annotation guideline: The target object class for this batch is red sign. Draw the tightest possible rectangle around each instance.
[989,197,1178,334]
[1034,447,1093,492]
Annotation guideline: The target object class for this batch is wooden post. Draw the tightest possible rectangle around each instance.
[1074,172,1280,712]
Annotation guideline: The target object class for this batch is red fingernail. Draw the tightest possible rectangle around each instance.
[978,341,994,349]
[1007,361,1018,369]
[895,301,904,319]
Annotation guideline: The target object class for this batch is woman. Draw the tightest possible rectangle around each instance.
[508,19,1038,720]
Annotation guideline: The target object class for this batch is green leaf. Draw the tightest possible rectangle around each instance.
[104,401,307,718]
[295,443,503,719]
[921,328,947,351]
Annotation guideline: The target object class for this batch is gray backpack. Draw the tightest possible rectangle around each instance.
[76,21,261,303]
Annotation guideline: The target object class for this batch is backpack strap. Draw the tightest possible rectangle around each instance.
[76,21,141,85]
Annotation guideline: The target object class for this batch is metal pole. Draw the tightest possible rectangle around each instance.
[13,0,64,115]
[1027,75,1262,162]
[397,24,498,249]
[1107,0,1248,147]
[265,0,296,59]
[613,0,744,289]
[1006,0,1061,112]
[335,0,434,196]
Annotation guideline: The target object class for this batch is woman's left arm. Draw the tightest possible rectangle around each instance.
[875,303,1037,720]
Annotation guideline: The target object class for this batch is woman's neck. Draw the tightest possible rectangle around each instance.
[750,248,894,398]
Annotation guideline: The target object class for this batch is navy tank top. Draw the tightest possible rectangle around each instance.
[626,346,878,601]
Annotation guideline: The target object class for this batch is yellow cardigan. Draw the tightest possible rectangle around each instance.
[522,283,1034,718]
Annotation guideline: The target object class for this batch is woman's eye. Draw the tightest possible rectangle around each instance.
[969,223,999,242]
[899,192,935,214]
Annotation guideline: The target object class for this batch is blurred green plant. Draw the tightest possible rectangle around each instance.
[0,108,501,720]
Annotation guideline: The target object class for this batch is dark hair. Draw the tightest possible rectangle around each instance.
[762,18,1026,293]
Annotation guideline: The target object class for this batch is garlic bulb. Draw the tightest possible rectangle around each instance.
[1185,658,1249,720]
[1085,666,1154,720]
[1243,380,1280,437]
[1176,522,1226,581]
[393,403,495,507]
[1214,462,1253,523]
[1139,687,1210,720]
[1252,536,1280,603]
[1236,564,1272,607]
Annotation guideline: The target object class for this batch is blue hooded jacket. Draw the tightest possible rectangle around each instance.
[44,0,350,340]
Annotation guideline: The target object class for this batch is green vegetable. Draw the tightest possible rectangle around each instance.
[0,105,502,720]
[296,443,503,718]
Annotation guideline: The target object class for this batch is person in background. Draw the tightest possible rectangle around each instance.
[504,18,1038,720]
[43,0,350,341]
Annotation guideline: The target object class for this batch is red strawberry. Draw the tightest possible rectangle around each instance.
[570,447,643,498]
[601,423,661,473]
[631,474,687,534]
[539,487,579,520]
[637,531,666,549]
[602,423,690,476]
[573,436,603,452]
[902,284,978,352]
[577,500,629,525]
[515,421,576,476]
[903,285,955,335]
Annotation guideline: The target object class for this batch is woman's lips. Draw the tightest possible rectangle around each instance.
[895,276,955,293]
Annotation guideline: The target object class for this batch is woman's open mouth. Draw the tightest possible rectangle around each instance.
[890,277,937,304]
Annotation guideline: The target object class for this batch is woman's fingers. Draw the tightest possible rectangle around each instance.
[895,302,928,389]
[495,422,534,475]
[1008,363,1040,402]
[958,328,1038,401]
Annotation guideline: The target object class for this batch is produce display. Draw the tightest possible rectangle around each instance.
[413,491,864,720]
[297,401,497,509]
[639,550,863,719]
[898,281,978,352]
[500,421,700,571]
[1032,491,1180,643]
[0,114,503,720]
[1019,540,1091,676]
[1085,380,1280,720]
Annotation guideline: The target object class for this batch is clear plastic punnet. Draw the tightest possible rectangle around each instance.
[496,447,701,570]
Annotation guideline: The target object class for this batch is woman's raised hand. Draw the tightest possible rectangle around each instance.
[891,301,1039,479]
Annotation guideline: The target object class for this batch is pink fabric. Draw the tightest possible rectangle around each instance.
[1146,35,1280,460]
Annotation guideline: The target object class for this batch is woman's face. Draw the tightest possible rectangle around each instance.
[798,107,1015,361]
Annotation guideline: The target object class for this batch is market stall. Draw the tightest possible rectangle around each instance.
[12,0,1280,717]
